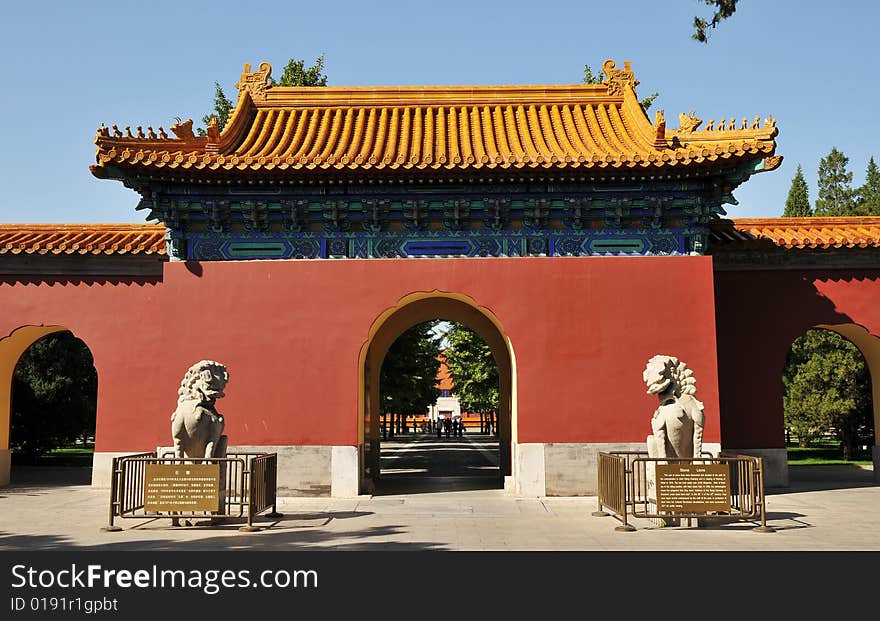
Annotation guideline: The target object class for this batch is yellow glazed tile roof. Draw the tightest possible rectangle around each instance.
[0,224,166,256]
[710,217,880,249]
[92,60,780,178]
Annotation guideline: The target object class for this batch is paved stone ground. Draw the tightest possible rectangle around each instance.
[0,455,877,552]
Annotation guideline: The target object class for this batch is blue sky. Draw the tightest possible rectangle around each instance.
[2,1,878,223]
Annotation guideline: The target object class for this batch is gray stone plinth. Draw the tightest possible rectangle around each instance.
[723,448,789,487]
[543,443,646,496]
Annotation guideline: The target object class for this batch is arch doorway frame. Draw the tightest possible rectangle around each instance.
[356,292,517,495]
[813,323,880,478]
[0,325,70,486]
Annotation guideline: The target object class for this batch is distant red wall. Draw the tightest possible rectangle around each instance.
[0,256,721,452]
[714,269,880,449]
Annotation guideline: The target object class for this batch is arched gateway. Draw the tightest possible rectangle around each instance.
[359,292,515,494]
[1,60,877,492]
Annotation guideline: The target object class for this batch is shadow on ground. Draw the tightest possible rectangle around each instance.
[0,508,448,551]
[769,464,877,494]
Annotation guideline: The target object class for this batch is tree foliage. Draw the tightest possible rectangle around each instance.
[11,332,97,461]
[856,157,880,216]
[198,55,328,136]
[783,330,873,459]
[379,322,441,417]
[198,82,235,136]
[783,164,812,217]
[270,54,328,87]
[692,0,739,43]
[781,151,873,459]
[815,147,855,216]
[583,65,658,111]
[443,324,499,415]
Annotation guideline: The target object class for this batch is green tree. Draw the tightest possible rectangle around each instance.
[11,332,97,461]
[692,0,739,43]
[783,164,812,217]
[198,55,328,136]
[583,64,658,111]
[783,330,872,460]
[443,324,499,421]
[197,82,235,136]
[815,147,855,216]
[855,156,880,216]
[379,322,441,436]
[271,54,328,87]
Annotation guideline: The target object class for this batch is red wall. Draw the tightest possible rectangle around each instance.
[714,269,880,449]
[0,256,721,452]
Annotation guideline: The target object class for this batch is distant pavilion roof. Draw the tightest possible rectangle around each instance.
[0,224,166,256]
[91,60,780,180]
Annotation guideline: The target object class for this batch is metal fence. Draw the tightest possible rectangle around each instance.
[103,452,281,533]
[595,450,774,532]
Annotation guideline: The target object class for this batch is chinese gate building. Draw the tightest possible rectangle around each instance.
[0,60,877,494]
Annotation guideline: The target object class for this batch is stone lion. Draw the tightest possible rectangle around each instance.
[171,360,229,459]
[642,355,705,460]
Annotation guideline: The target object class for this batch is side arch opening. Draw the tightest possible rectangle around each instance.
[0,326,97,487]
[783,323,878,485]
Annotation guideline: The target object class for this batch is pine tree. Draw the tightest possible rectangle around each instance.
[815,147,855,216]
[856,156,880,216]
[11,332,97,460]
[783,164,811,217]
[197,82,235,136]
[693,0,740,43]
[443,324,499,416]
[783,330,873,459]
[379,322,441,436]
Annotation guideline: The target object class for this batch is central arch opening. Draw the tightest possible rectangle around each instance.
[360,294,515,495]
[377,320,501,494]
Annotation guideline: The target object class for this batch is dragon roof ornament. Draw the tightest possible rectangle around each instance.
[235,62,273,102]
[602,59,639,96]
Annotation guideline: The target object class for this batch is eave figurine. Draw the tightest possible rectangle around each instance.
[171,360,230,459]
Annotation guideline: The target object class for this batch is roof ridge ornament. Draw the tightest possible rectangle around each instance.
[677,111,702,134]
[602,59,638,96]
[652,109,667,148]
[236,62,273,101]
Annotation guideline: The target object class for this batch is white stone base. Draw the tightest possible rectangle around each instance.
[702,442,722,457]
[723,448,789,488]
[95,445,359,496]
[91,451,139,489]
[331,446,359,497]
[0,449,10,487]
[513,443,546,496]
